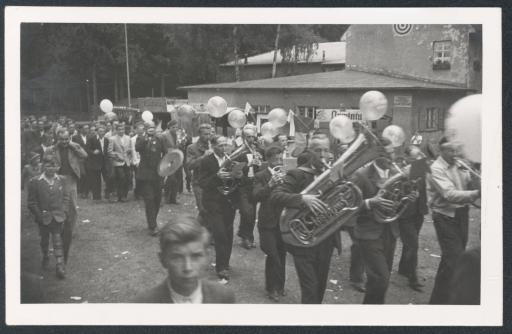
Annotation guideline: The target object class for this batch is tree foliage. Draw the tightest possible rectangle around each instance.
[21,23,349,114]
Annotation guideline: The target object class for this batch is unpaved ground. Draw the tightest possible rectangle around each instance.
[20,189,480,304]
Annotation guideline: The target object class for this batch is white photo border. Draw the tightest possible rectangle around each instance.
[5,6,503,326]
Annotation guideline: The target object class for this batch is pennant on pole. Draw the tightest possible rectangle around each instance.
[244,102,252,116]
[288,109,296,137]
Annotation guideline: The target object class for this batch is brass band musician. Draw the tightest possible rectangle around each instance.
[349,138,418,304]
[197,135,239,283]
[271,134,340,304]
[428,137,481,304]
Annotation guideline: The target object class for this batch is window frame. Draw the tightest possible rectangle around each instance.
[432,40,452,70]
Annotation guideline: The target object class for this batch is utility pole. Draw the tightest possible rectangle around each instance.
[124,24,132,107]
[85,79,90,112]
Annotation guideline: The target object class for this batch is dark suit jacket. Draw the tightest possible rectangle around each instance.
[85,135,110,170]
[253,168,281,229]
[27,175,70,225]
[48,142,88,179]
[159,130,178,152]
[198,153,239,205]
[349,164,400,240]
[135,135,166,181]
[132,279,235,303]
[271,167,341,253]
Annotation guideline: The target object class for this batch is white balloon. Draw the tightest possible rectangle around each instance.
[141,110,153,122]
[100,99,113,113]
[207,96,228,118]
[382,125,406,148]
[329,115,356,143]
[260,122,278,138]
[268,108,288,128]
[359,91,388,121]
[445,94,481,163]
[227,109,247,129]
[178,105,196,118]
[105,111,117,121]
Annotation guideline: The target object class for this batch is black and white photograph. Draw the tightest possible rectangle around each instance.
[5,6,502,326]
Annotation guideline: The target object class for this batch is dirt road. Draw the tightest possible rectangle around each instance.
[20,190,480,304]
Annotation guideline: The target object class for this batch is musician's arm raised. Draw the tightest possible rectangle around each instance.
[430,164,480,204]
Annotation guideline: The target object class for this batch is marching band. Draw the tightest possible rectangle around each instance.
[22,91,481,304]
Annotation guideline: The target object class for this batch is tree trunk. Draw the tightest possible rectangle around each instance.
[233,26,240,82]
[272,24,281,78]
[160,75,165,97]
[114,71,119,102]
[92,64,98,108]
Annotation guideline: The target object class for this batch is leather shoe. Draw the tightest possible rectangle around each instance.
[350,281,366,293]
[409,280,425,292]
[267,290,279,302]
[42,256,50,270]
[149,228,159,236]
[278,289,287,297]
[56,264,66,279]
[240,238,252,250]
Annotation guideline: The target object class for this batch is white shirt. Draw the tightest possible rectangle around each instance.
[131,134,140,166]
[97,135,105,153]
[214,153,225,167]
[167,279,203,304]
[81,134,87,145]
[373,161,389,180]
[38,173,60,186]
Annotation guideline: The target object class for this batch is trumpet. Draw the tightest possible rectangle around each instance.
[454,158,481,180]
[269,165,286,185]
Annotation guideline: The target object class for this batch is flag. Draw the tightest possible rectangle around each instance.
[293,114,315,133]
[244,102,252,115]
[288,109,295,137]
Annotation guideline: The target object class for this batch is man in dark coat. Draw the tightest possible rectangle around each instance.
[349,140,418,304]
[133,218,235,303]
[186,123,213,232]
[271,135,339,304]
[136,122,166,236]
[47,128,88,264]
[397,145,429,291]
[253,145,286,301]
[72,124,90,198]
[85,124,111,200]
[197,135,239,282]
[160,119,181,204]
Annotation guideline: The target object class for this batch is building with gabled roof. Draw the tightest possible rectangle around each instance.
[180,24,481,144]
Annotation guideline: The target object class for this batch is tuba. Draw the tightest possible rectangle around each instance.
[372,162,423,223]
[280,130,384,247]
[280,90,421,247]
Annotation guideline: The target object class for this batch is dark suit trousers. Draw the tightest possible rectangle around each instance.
[345,226,365,283]
[259,227,286,293]
[88,168,102,200]
[78,169,88,196]
[398,214,424,281]
[204,196,236,273]
[114,165,130,200]
[430,208,469,304]
[237,186,256,242]
[164,169,181,203]
[142,179,162,230]
[359,226,397,304]
[289,238,334,304]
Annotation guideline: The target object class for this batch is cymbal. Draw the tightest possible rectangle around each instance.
[158,149,184,177]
